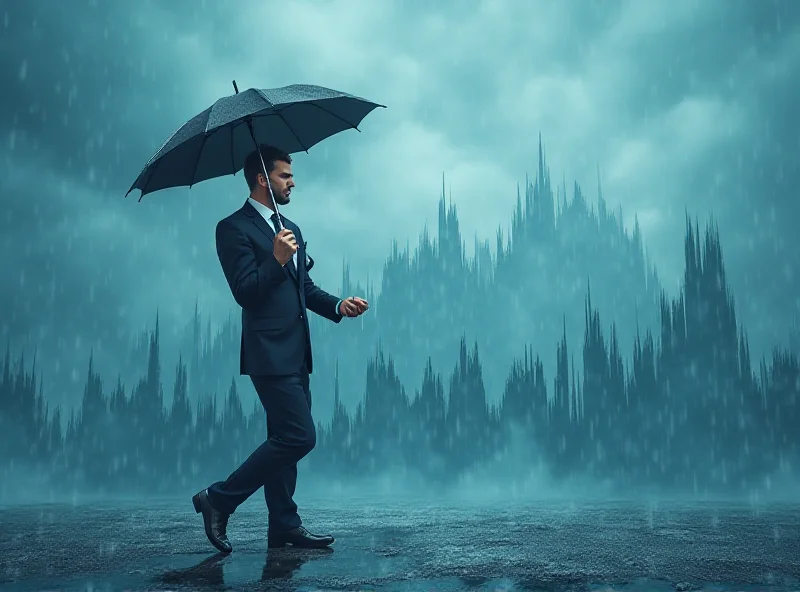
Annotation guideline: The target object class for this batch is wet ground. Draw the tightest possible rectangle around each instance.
[1,496,799,591]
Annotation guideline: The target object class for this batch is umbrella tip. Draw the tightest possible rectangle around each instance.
[232,80,239,94]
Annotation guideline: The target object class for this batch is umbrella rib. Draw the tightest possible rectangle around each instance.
[135,124,213,200]
[137,156,164,202]
[249,111,309,152]
[277,111,310,152]
[297,101,361,132]
[189,128,221,188]
[254,89,309,152]
[130,133,171,198]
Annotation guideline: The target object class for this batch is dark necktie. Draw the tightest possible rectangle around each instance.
[271,213,297,278]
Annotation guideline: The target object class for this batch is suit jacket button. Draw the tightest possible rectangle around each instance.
[299,314,304,319]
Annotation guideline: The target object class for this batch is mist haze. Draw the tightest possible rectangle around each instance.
[1,0,800,505]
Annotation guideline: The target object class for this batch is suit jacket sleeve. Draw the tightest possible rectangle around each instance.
[305,274,343,323]
[215,218,289,310]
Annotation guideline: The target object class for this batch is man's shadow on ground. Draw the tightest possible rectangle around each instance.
[156,547,334,588]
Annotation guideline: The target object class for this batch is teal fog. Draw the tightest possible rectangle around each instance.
[0,0,798,499]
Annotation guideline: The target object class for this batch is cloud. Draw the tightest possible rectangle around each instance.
[606,96,747,202]
[1,0,800,410]
[2,148,226,322]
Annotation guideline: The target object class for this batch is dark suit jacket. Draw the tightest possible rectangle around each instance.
[215,200,343,376]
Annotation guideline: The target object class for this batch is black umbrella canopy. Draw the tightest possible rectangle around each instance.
[126,84,385,200]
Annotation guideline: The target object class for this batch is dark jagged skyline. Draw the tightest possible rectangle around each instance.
[2,124,795,438]
[4,132,793,461]
[2,0,799,453]
[1,213,797,500]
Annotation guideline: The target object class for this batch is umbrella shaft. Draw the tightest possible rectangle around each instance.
[248,121,283,231]
[258,151,283,231]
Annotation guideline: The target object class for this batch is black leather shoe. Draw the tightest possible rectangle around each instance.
[192,489,232,554]
[268,525,335,548]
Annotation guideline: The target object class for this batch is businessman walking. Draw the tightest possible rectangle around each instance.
[192,144,368,553]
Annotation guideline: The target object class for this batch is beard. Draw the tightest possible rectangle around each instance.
[267,185,291,205]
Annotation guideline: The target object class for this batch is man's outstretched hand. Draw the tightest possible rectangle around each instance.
[339,296,369,318]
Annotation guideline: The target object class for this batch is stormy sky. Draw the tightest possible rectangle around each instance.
[1,0,798,413]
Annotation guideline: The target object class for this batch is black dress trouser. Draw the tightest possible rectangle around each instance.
[207,369,315,532]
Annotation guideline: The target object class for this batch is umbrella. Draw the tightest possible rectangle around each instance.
[125,81,385,229]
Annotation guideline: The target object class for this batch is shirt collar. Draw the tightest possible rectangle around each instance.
[247,197,274,223]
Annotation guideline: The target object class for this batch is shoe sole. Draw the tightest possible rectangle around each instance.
[193,492,232,554]
[268,538,335,549]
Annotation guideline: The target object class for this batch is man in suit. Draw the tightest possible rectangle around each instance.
[192,144,369,553]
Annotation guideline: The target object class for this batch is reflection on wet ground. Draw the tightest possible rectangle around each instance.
[157,547,335,587]
[1,497,799,590]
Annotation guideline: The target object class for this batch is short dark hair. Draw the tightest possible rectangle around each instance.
[243,144,292,191]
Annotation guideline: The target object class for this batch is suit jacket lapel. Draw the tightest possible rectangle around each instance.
[244,200,275,242]
[243,201,298,282]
